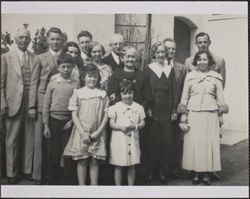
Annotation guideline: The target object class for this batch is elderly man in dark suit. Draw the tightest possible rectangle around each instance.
[1,26,36,184]
[163,38,186,178]
[102,33,125,72]
[29,27,64,184]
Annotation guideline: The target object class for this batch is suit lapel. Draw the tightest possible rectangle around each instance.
[47,52,57,68]
[11,48,22,77]
[27,51,35,71]
[173,61,181,82]
[110,54,118,67]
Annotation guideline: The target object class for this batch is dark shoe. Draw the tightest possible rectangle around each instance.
[159,171,168,184]
[145,173,153,184]
[210,172,220,181]
[23,174,33,181]
[192,174,200,185]
[7,177,20,184]
[202,177,211,185]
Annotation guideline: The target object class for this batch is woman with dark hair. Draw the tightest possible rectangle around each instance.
[61,41,84,87]
[143,42,177,184]
[178,50,228,185]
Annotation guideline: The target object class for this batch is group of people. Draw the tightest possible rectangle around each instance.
[1,25,228,186]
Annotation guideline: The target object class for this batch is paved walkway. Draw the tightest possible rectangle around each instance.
[1,138,248,186]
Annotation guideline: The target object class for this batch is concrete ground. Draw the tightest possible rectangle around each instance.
[1,130,248,186]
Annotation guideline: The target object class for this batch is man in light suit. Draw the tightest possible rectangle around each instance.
[1,27,35,184]
[185,32,226,88]
[29,27,64,184]
[102,33,125,72]
[163,38,186,179]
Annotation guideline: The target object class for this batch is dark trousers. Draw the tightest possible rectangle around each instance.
[99,124,115,185]
[172,119,184,169]
[47,117,77,185]
[0,112,7,179]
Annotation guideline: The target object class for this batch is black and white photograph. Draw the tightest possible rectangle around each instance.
[1,1,248,198]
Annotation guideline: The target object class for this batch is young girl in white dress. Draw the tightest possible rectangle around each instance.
[108,80,146,185]
[63,63,109,185]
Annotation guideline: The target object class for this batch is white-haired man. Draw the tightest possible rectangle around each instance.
[1,26,36,184]
[102,33,125,72]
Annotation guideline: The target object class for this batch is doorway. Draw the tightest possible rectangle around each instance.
[174,16,197,64]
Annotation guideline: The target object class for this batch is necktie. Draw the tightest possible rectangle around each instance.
[119,57,122,66]
[167,59,171,65]
[21,52,27,66]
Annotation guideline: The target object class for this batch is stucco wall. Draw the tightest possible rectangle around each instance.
[1,14,75,51]
[1,14,114,52]
[151,14,174,44]
[204,16,248,131]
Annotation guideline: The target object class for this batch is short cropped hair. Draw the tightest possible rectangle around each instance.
[77,30,93,40]
[57,54,75,65]
[163,38,176,44]
[192,50,215,70]
[47,27,63,37]
[195,32,211,42]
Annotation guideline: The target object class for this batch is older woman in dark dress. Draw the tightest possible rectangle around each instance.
[143,42,177,184]
[107,46,148,109]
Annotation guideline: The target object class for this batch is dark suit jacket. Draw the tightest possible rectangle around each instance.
[102,53,124,72]
[1,47,36,116]
[29,51,59,113]
[173,60,187,106]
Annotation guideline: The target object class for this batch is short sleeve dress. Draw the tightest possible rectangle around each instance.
[108,101,146,166]
[63,87,109,160]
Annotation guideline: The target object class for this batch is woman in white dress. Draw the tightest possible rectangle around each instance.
[178,50,228,185]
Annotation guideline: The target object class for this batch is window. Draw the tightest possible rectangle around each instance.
[115,14,151,68]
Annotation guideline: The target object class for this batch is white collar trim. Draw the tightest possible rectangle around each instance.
[148,61,172,78]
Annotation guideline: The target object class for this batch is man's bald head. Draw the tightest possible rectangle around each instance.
[14,28,31,52]
[110,33,125,56]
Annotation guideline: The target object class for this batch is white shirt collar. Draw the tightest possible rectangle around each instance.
[15,45,28,62]
[111,51,121,65]
[149,60,172,78]
[81,51,88,59]
[53,74,72,83]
